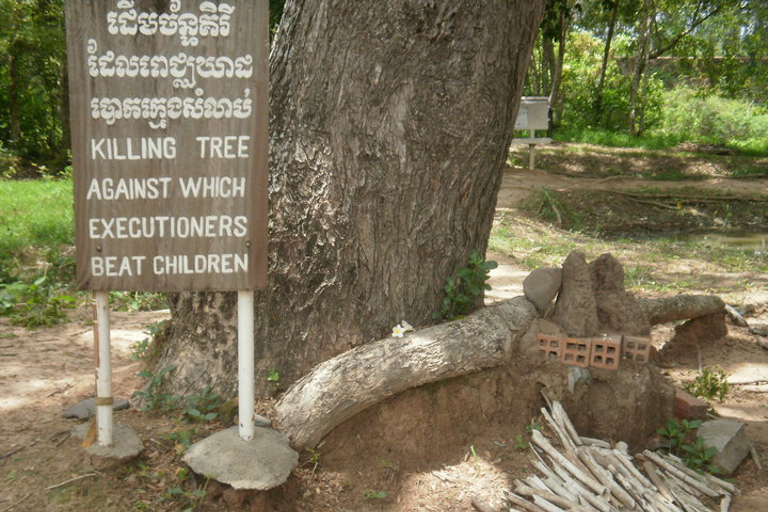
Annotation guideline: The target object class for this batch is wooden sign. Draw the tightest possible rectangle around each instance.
[66,0,268,291]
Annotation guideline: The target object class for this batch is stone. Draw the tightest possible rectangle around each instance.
[552,252,599,336]
[671,312,728,344]
[698,419,751,475]
[63,397,130,420]
[183,426,299,490]
[72,423,144,462]
[589,253,626,291]
[254,413,272,428]
[523,267,562,314]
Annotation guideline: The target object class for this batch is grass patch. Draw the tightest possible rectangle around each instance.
[553,128,685,151]
[0,178,74,282]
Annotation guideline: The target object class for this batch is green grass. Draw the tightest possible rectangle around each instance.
[553,128,686,151]
[0,178,74,276]
[489,212,768,296]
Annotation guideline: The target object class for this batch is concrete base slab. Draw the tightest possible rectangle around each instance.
[699,419,751,475]
[72,423,143,461]
[183,426,298,490]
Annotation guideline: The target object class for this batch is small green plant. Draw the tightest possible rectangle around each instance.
[133,365,178,412]
[304,447,322,472]
[364,490,388,500]
[0,275,75,328]
[656,418,720,474]
[525,420,542,434]
[267,368,280,383]
[161,468,209,511]
[435,250,498,320]
[183,386,221,422]
[681,437,721,475]
[513,434,529,450]
[685,366,729,406]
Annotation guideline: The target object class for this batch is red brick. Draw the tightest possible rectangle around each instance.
[590,335,621,370]
[561,337,591,367]
[623,335,652,363]
[538,334,562,362]
[674,389,708,420]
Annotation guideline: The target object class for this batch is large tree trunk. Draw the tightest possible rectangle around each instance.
[155,0,546,398]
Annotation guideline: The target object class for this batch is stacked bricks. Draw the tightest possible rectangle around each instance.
[537,333,652,371]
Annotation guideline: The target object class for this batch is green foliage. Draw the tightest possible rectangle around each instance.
[133,365,178,412]
[685,365,729,406]
[435,250,498,320]
[110,291,168,312]
[513,434,529,450]
[304,447,322,472]
[656,418,721,474]
[267,368,281,383]
[0,274,75,327]
[658,86,768,152]
[182,386,221,423]
[130,321,167,362]
[364,490,388,500]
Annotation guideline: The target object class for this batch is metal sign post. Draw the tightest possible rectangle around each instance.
[238,290,255,440]
[94,291,113,446]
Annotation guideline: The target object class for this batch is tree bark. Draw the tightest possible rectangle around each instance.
[156,0,546,398]
[637,295,725,325]
[275,297,538,448]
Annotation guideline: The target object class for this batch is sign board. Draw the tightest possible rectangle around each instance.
[514,96,550,131]
[66,0,268,292]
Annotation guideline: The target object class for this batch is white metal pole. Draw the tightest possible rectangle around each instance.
[237,290,255,441]
[94,291,114,447]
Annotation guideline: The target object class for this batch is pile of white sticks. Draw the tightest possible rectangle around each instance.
[503,399,736,512]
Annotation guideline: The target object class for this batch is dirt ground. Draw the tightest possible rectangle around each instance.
[2,152,768,512]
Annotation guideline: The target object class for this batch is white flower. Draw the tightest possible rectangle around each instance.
[401,320,414,332]
[391,324,405,338]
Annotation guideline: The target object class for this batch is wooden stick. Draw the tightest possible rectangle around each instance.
[531,430,605,495]
[577,449,636,509]
[44,473,99,491]
[0,493,32,512]
[643,450,720,498]
[515,482,592,512]
[471,496,500,512]
[504,490,549,512]
[540,406,577,453]
[552,401,583,447]
[720,494,732,512]
[643,460,676,503]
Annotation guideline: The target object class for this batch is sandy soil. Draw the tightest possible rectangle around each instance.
[1,165,767,512]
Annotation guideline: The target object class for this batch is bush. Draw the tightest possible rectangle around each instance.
[657,86,768,150]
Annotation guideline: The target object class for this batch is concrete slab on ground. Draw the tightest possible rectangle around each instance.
[183,426,298,490]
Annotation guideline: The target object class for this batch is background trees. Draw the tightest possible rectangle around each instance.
[0,0,765,177]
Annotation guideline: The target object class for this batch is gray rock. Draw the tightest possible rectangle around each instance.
[63,397,130,420]
[72,423,143,461]
[523,267,562,314]
[254,413,272,428]
[698,419,751,475]
[183,426,298,490]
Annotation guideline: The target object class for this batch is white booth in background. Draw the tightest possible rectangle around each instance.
[510,96,552,170]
